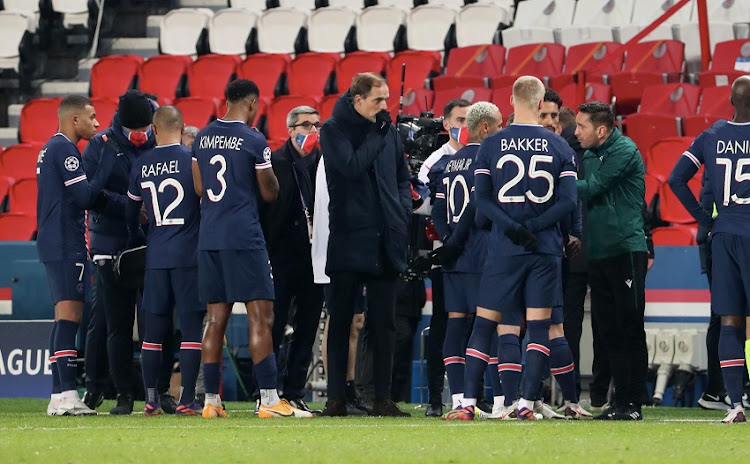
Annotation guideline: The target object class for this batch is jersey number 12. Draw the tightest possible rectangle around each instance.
[141,179,185,226]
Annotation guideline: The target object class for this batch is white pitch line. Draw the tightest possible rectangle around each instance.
[0,423,491,432]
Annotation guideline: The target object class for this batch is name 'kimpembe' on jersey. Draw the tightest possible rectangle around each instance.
[192,119,273,251]
[127,143,200,269]
[682,120,750,237]
[474,123,577,256]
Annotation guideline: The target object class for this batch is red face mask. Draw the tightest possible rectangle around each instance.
[127,130,148,147]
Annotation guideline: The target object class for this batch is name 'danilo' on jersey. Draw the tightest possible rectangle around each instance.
[142,160,180,178]
[199,135,244,151]
[717,139,750,154]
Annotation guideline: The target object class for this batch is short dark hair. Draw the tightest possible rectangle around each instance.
[578,101,614,131]
[225,79,260,103]
[350,72,386,98]
[443,98,471,118]
[559,106,576,129]
[58,95,92,116]
[153,105,183,131]
[544,88,563,108]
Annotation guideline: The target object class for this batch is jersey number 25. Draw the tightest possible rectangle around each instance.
[497,154,554,204]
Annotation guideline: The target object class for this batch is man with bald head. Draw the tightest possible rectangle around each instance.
[125,106,205,416]
[669,75,750,423]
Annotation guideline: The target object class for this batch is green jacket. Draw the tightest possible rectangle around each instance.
[576,128,647,260]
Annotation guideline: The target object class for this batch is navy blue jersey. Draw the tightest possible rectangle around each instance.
[432,143,488,272]
[676,120,750,237]
[193,119,272,251]
[474,123,577,256]
[36,133,108,262]
[127,143,200,269]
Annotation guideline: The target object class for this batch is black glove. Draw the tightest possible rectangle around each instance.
[429,243,462,266]
[505,225,539,251]
[91,191,109,211]
[375,110,392,136]
[127,227,146,249]
[408,255,432,274]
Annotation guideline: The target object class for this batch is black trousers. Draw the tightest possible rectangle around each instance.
[85,278,109,394]
[589,251,648,407]
[562,267,611,403]
[392,315,420,402]
[270,250,323,400]
[327,270,397,402]
[425,268,447,405]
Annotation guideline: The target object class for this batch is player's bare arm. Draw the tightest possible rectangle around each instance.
[256,167,279,202]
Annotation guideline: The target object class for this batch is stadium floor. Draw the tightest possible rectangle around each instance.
[1,399,749,463]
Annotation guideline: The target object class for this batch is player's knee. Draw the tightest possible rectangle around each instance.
[549,323,565,339]
[351,313,365,333]
[55,300,84,324]
[721,315,743,328]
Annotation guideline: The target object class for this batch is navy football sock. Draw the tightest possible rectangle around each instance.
[463,316,497,404]
[203,363,221,395]
[49,321,61,395]
[719,325,746,408]
[254,354,280,407]
[487,333,502,397]
[178,311,204,405]
[54,319,79,393]
[550,336,577,403]
[443,317,468,396]
[142,312,170,404]
[522,319,551,402]
[498,333,522,406]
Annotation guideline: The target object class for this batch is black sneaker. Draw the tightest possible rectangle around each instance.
[159,393,178,414]
[345,402,368,416]
[614,404,643,421]
[110,394,134,415]
[593,405,618,421]
[371,399,410,417]
[82,391,104,410]
[321,399,348,417]
[425,402,443,417]
[475,399,492,414]
[698,392,730,410]
[254,399,260,415]
[287,398,322,415]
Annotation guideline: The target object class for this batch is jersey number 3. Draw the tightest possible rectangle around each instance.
[497,154,554,204]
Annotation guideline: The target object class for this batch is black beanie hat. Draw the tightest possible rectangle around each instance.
[118,90,153,129]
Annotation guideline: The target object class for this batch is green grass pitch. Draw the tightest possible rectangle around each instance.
[2,399,750,463]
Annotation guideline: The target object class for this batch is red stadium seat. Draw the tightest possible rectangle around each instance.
[443,45,505,79]
[431,76,486,92]
[0,143,42,183]
[237,53,291,103]
[647,137,692,182]
[651,225,696,246]
[682,114,722,137]
[138,55,192,105]
[288,52,340,99]
[19,98,62,144]
[639,84,700,117]
[557,83,612,106]
[335,52,390,93]
[549,41,623,89]
[432,87,492,116]
[174,97,218,128]
[697,85,732,117]
[658,173,702,224]
[90,55,144,99]
[698,39,750,88]
[491,87,513,125]
[625,113,680,162]
[491,43,565,89]
[266,95,318,142]
[609,40,685,114]
[387,50,441,94]
[8,177,37,215]
[188,54,241,101]
[0,213,36,241]
[319,94,340,122]
[644,173,661,210]
[387,88,434,119]
[89,97,118,129]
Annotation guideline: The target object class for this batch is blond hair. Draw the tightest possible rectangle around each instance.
[512,76,545,111]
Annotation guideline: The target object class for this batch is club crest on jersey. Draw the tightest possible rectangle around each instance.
[64,156,79,172]
[263,146,272,162]
[295,133,319,154]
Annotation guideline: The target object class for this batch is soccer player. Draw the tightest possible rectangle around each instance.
[191,79,311,419]
[37,95,112,416]
[668,75,750,423]
[125,106,204,416]
[445,76,577,421]
[431,102,502,413]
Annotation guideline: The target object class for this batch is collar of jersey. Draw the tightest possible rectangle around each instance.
[728,120,750,126]
[54,132,72,143]
[466,142,480,146]
[509,123,542,127]
[155,142,181,148]
[216,118,245,124]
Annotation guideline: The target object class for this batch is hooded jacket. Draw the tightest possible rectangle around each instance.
[82,112,156,255]
[319,91,412,274]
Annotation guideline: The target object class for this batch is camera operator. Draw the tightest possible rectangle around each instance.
[414,99,471,417]
[260,106,324,414]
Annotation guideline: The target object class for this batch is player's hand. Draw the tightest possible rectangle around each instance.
[375,110,392,136]
[139,203,149,226]
[127,227,146,249]
[565,235,582,259]
[90,191,109,211]
[505,225,538,251]
[429,243,462,266]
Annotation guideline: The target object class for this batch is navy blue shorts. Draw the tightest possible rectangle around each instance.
[44,260,87,304]
[711,233,750,317]
[142,267,202,315]
[198,249,274,304]
[479,254,561,326]
[443,272,480,314]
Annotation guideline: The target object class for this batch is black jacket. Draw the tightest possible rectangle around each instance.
[320,91,412,274]
[261,138,318,257]
[82,112,156,255]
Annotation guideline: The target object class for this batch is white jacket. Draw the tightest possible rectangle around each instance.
[311,156,330,284]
